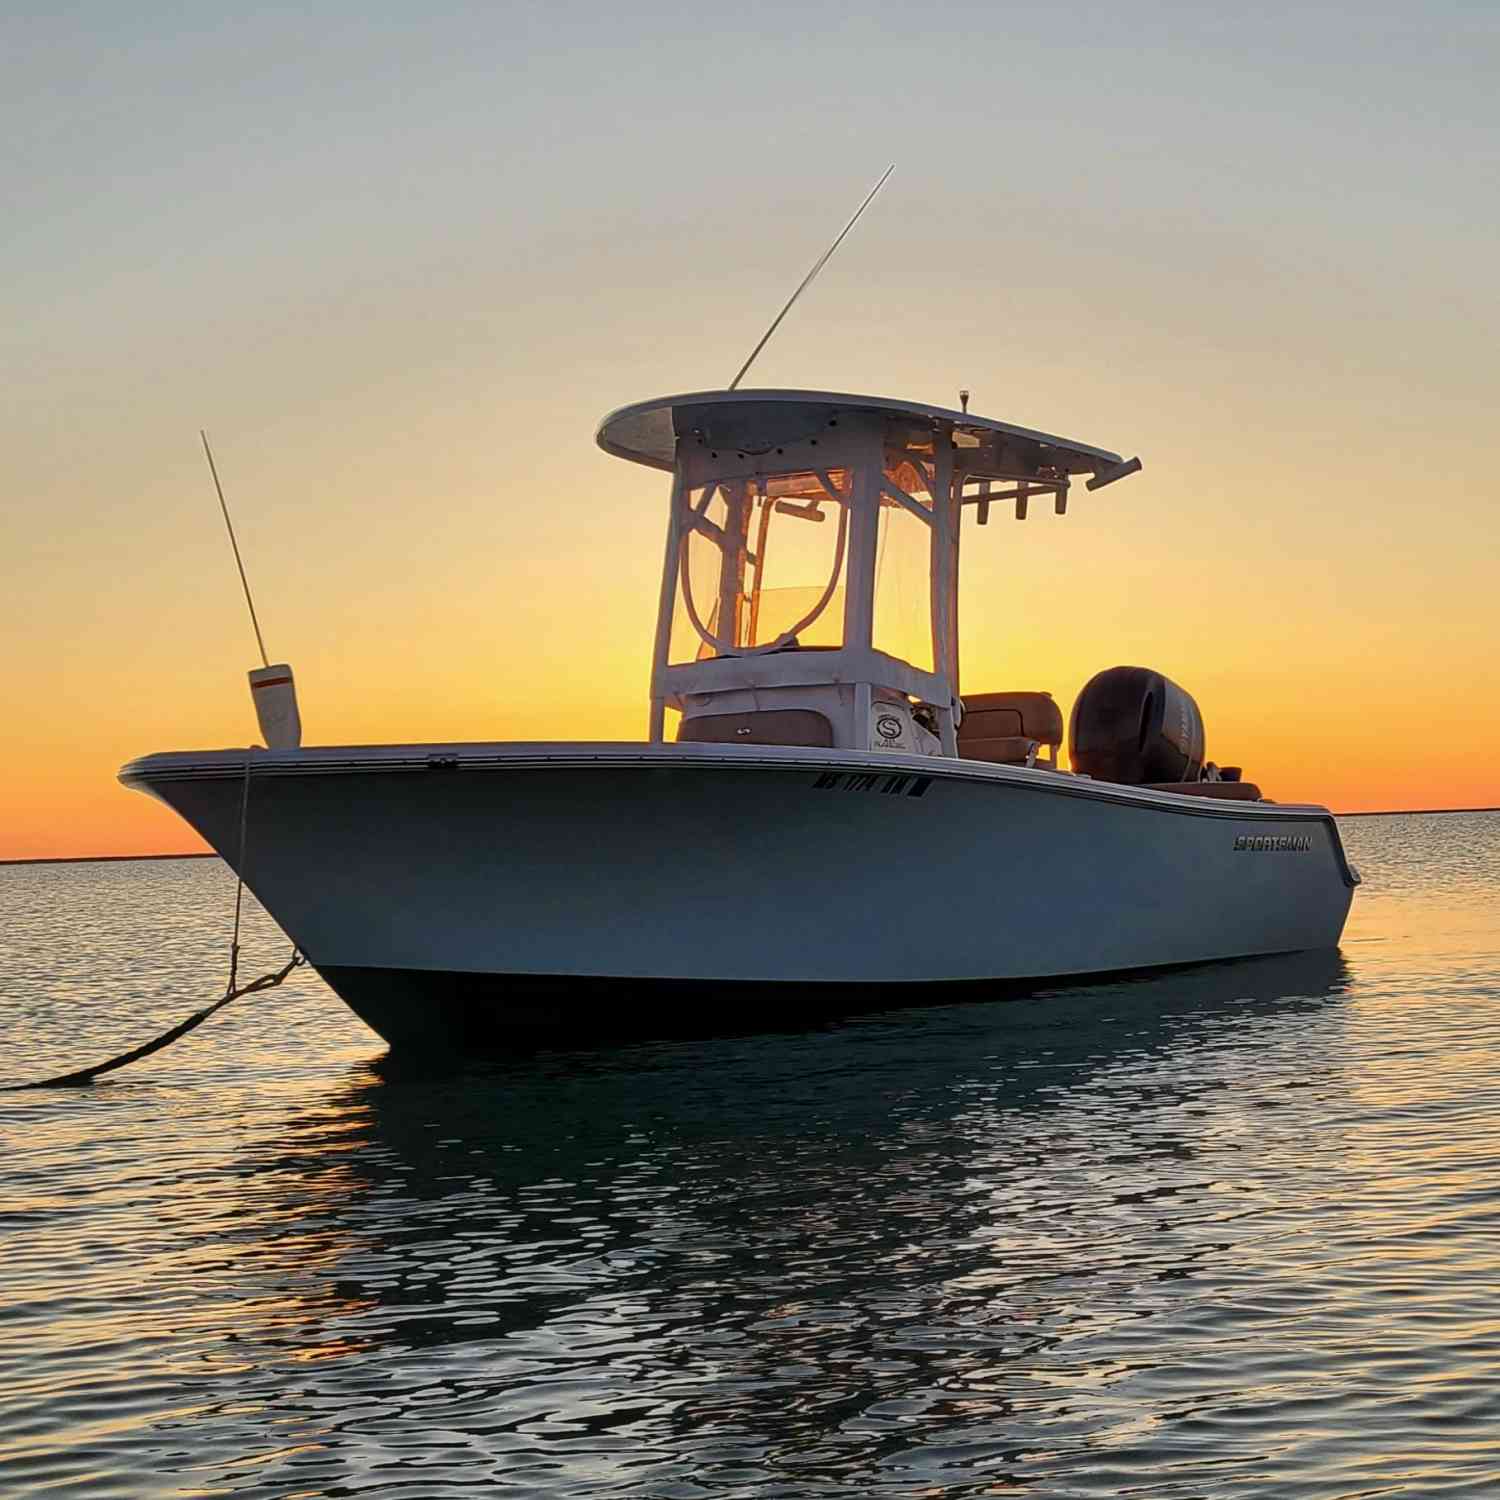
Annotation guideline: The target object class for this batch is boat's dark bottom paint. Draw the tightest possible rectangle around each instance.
[315,952,1331,1054]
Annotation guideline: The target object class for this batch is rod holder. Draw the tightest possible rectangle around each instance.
[249,663,302,749]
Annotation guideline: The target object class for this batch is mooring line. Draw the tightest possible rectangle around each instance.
[5,953,305,1091]
[6,752,303,1092]
[227,749,254,995]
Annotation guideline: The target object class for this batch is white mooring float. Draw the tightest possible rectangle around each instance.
[123,388,1357,1050]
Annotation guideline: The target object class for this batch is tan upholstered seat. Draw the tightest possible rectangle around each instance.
[958,735,1044,765]
[958,692,1064,766]
[1141,782,1265,801]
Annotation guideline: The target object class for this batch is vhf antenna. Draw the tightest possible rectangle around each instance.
[199,430,304,749]
[200,430,270,669]
[728,164,895,391]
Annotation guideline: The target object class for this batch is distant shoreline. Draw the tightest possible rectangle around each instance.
[3,804,1495,866]
[0,852,216,867]
[1335,807,1499,819]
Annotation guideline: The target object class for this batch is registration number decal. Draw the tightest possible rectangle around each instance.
[813,771,932,798]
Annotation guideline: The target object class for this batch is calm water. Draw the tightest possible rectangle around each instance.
[2,812,1498,1498]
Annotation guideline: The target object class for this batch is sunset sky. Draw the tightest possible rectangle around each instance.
[4,2,1497,859]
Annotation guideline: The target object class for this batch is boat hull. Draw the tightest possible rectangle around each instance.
[120,744,1357,1049]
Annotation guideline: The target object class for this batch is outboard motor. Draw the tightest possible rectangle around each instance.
[1069,666,1205,784]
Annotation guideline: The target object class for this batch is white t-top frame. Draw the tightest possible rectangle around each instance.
[594,390,1137,756]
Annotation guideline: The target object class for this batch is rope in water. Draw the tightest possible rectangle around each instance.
[7,953,304,1091]
[6,753,302,1091]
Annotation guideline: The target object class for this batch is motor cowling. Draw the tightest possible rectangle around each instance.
[1069,666,1205,785]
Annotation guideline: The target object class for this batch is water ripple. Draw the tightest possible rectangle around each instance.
[1,814,1499,1495]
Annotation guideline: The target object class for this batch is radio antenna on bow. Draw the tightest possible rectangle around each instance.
[728,164,895,391]
[201,430,270,669]
[199,430,303,750]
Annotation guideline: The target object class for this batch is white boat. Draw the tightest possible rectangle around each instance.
[121,390,1358,1049]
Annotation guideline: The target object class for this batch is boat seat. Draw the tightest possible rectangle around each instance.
[678,709,834,748]
[959,735,1043,766]
[1142,781,1265,801]
[959,691,1063,766]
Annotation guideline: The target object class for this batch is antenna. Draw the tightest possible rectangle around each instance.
[728,164,895,391]
[200,430,270,669]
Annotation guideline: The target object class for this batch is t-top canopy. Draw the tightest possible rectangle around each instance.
[596,388,1127,478]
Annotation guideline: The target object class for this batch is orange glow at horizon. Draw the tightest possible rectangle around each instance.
[4,431,1495,863]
